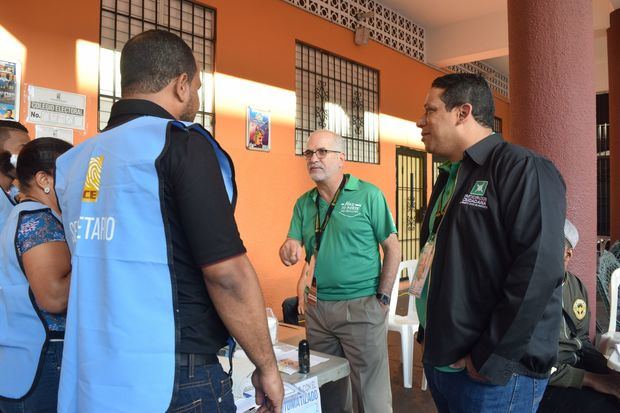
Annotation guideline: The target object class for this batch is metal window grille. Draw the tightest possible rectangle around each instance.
[295,42,380,164]
[493,116,502,134]
[432,155,447,184]
[597,123,610,236]
[396,147,427,273]
[99,0,215,132]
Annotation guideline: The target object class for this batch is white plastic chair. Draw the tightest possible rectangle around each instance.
[599,268,620,370]
[388,260,427,390]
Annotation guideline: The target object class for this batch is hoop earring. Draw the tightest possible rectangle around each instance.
[44,187,50,194]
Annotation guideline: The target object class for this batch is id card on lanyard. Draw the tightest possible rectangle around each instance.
[305,176,347,306]
[409,175,454,298]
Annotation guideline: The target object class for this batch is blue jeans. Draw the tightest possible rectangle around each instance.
[168,361,236,413]
[424,364,548,413]
[0,340,63,413]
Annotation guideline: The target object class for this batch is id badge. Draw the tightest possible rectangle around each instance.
[409,236,436,298]
[306,254,318,305]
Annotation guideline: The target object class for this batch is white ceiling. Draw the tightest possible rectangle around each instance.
[377,0,617,91]
[379,0,506,29]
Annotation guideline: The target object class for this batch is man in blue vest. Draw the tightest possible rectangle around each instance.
[0,120,30,228]
[55,30,283,413]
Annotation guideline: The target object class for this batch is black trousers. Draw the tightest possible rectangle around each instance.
[538,345,620,413]
[538,386,620,412]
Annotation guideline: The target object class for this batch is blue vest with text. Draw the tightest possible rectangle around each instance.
[0,190,16,233]
[0,201,54,399]
[55,116,235,413]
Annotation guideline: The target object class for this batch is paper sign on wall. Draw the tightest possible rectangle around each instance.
[27,86,86,130]
[35,125,74,144]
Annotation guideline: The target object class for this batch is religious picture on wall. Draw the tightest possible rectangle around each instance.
[0,60,20,122]
[246,107,271,152]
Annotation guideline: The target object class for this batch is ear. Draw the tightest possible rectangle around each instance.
[34,171,51,191]
[565,247,573,260]
[456,103,473,125]
[172,73,192,104]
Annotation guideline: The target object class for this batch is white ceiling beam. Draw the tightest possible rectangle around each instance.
[426,10,508,68]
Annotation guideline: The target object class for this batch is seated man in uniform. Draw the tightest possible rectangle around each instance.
[538,219,620,412]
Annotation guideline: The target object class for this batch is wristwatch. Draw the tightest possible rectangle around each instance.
[376,292,390,306]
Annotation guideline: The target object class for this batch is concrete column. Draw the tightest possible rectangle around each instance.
[508,1,597,327]
[609,10,620,242]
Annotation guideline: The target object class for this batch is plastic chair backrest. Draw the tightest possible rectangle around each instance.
[608,268,620,334]
[389,260,418,318]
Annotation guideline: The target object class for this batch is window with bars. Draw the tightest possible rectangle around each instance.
[493,116,502,134]
[295,42,380,164]
[99,0,215,132]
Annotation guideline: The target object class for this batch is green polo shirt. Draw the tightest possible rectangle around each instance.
[416,161,463,373]
[288,174,397,300]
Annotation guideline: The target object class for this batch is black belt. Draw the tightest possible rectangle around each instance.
[179,353,218,367]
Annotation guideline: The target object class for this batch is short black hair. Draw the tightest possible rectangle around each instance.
[0,120,28,134]
[0,151,16,179]
[120,30,197,96]
[0,120,29,149]
[431,73,495,129]
[17,137,72,190]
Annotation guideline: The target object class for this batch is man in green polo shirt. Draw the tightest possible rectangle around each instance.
[279,130,400,413]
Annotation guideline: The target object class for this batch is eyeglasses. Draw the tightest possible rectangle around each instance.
[302,148,341,160]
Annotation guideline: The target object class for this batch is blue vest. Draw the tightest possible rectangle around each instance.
[0,189,15,233]
[55,116,235,413]
[0,201,55,399]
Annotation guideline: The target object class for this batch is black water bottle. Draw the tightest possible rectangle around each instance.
[298,339,310,374]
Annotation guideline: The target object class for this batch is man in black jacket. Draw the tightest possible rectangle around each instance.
[414,73,566,412]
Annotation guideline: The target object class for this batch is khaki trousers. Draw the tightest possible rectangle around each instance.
[305,295,392,413]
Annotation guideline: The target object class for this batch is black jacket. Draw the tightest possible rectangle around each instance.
[420,133,566,385]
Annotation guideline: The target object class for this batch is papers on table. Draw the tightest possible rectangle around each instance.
[227,343,329,412]
[237,376,321,413]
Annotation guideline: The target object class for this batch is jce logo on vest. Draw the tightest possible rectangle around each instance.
[82,156,104,202]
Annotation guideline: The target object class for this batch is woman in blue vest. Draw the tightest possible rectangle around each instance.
[0,137,73,413]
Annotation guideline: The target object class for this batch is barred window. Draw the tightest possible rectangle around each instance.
[99,0,215,132]
[295,42,380,164]
[493,116,502,134]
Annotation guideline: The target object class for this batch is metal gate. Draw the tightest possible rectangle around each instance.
[396,147,427,277]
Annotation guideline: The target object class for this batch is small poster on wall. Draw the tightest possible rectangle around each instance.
[246,107,271,152]
[0,59,21,121]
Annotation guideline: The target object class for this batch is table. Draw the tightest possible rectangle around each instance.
[230,323,350,411]
[276,323,350,387]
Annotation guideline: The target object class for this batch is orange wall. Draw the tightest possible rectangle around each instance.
[1,0,510,318]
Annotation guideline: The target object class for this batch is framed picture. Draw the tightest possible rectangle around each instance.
[246,107,271,152]
[0,59,21,122]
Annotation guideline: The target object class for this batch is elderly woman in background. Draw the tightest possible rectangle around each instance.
[0,137,73,413]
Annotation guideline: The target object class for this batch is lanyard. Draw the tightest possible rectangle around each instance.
[430,163,460,235]
[431,188,451,235]
[314,175,347,253]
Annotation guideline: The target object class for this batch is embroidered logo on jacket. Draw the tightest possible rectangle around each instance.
[82,156,104,202]
[573,299,587,320]
[461,181,489,209]
[470,181,488,196]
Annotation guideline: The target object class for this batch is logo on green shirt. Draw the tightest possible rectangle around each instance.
[470,181,488,196]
